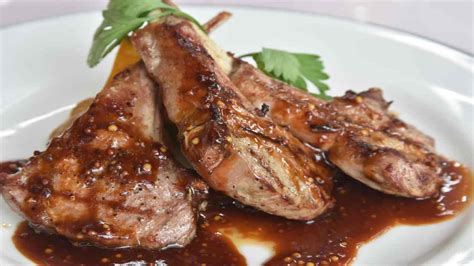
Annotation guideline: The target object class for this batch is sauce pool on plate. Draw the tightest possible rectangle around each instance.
[2,160,472,265]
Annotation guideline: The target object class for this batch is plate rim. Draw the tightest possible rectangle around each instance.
[1,4,472,62]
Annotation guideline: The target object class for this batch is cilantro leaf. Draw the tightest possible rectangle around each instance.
[87,0,204,67]
[240,48,332,100]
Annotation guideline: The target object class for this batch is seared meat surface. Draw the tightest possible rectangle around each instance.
[230,60,443,198]
[131,17,334,220]
[0,63,207,249]
[130,1,441,198]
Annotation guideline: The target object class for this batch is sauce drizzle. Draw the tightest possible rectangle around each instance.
[3,160,472,265]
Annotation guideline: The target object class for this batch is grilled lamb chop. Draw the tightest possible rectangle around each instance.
[131,17,334,220]
[0,63,207,249]
[149,2,441,198]
[229,60,443,198]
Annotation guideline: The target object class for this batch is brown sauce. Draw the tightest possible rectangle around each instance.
[3,160,472,265]
[12,221,245,266]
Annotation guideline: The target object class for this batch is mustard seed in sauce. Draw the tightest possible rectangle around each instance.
[107,124,118,132]
[4,160,472,266]
[142,163,152,172]
[44,248,53,255]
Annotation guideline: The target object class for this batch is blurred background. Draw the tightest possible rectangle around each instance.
[0,0,472,54]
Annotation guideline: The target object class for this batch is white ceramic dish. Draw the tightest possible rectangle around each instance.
[0,5,472,266]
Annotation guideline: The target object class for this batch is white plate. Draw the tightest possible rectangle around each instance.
[0,5,472,266]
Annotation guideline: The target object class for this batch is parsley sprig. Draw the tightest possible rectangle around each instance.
[87,0,204,67]
[240,48,332,100]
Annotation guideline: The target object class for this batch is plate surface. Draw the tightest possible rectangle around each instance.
[0,5,472,266]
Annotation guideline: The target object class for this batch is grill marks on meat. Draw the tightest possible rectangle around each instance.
[131,17,334,220]
[0,63,207,249]
[230,60,443,198]
[130,7,442,198]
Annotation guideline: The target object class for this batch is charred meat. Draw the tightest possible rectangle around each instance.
[0,63,207,249]
[230,60,442,198]
[131,17,334,220]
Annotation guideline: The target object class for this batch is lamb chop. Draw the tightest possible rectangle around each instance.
[0,63,207,249]
[131,17,334,220]
[229,60,443,198]
[138,1,442,198]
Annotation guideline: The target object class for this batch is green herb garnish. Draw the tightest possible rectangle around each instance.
[240,48,332,100]
[87,0,204,67]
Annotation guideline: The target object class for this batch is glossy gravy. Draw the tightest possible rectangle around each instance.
[3,160,472,265]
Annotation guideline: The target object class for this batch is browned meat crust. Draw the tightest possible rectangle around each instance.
[131,17,334,220]
[0,63,207,249]
[230,60,442,198]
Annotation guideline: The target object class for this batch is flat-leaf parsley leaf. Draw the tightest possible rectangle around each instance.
[240,48,332,100]
[87,0,204,67]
